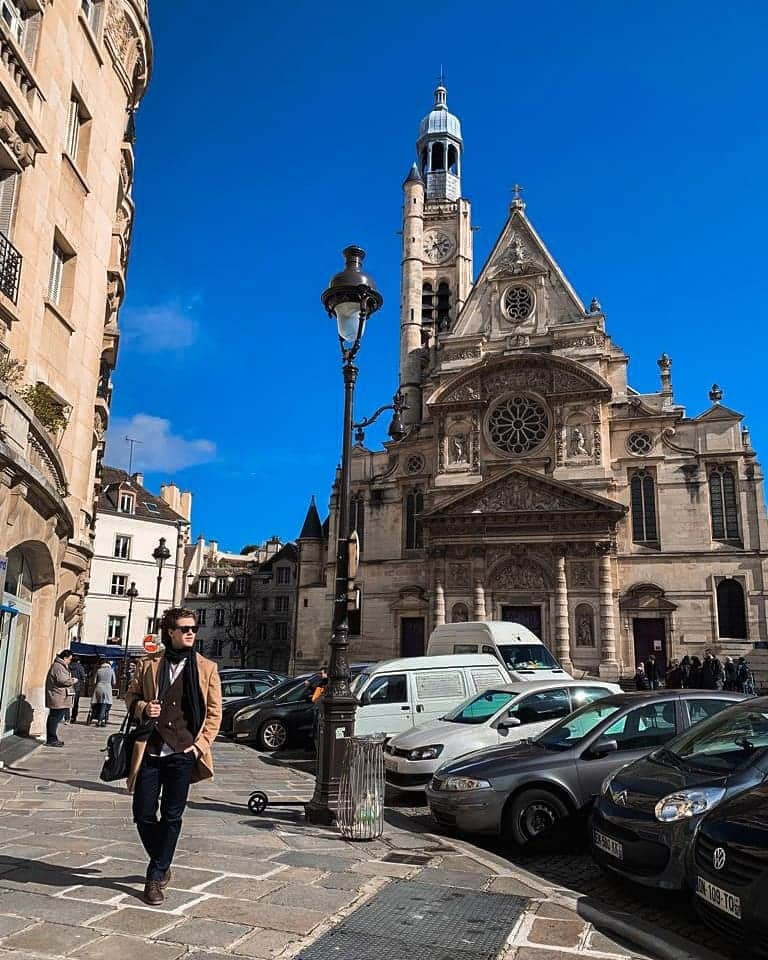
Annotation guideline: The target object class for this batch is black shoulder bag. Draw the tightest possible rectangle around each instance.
[100,711,139,782]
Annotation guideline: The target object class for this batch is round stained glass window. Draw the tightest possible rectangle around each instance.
[487,395,549,455]
[627,432,653,456]
[502,285,534,322]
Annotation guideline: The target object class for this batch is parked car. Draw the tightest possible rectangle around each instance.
[385,679,621,793]
[591,694,762,889]
[220,676,308,736]
[691,780,768,952]
[220,677,276,703]
[427,621,570,682]
[350,655,509,738]
[218,668,287,686]
[426,690,745,850]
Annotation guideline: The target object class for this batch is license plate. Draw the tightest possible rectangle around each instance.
[593,830,623,860]
[696,877,741,919]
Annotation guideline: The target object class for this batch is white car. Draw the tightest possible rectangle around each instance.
[383,678,622,793]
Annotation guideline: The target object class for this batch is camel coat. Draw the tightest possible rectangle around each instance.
[124,652,222,793]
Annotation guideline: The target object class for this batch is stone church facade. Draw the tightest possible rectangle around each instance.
[295,84,768,681]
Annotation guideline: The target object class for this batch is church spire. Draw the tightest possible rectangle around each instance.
[298,495,323,540]
[416,79,463,201]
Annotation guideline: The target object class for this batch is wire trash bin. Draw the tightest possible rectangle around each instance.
[336,733,386,840]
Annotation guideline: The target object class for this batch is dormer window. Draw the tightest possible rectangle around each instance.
[119,492,134,514]
[199,577,210,595]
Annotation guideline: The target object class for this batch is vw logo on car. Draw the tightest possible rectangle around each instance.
[712,847,726,871]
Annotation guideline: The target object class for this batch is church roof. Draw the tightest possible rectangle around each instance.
[403,162,423,185]
[298,496,323,540]
[417,84,462,144]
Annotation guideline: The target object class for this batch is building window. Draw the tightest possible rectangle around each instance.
[198,577,209,595]
[276,567,290,585]
[113,534,131,559]
[277,621,288,643]
[236,575,248,594]
[0,170,18,241]
[146,617,159,634]
[436,281,451,331]
[630,470,658,543]
[275,596,289,613]
[48,244,65,304]
[422,282,434,324]
[1,0,24,45]
[110,574,127,596]
[233,608,245,627]
[214,608,225,627]
[213,638,224,658]
[145,502,158,513]
[47,235,76,314]
[349,493,365,551]
[717,579,747,639]
[262,597,269,613]
[118,492,134,513]
[405,490,424,549]
[106,615,124,643]
[196,608,207,626]
[216,576,227,593]
[81,0,104,34]
[709,466,740,540]
[64,93,91,171]
[256,623,267,643]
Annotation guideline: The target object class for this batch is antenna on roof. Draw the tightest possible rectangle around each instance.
[125,436,142,475]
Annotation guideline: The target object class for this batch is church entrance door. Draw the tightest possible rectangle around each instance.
[400,617,425,658]
[501,605,542,639]
[632,618,667,674]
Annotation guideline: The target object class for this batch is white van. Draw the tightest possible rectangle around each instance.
[427,621,570,682]
[350,654,509,738]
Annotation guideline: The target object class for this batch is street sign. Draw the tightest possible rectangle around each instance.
[142,634,158,654]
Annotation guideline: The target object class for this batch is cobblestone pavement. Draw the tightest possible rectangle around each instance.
[0,715,658,960]
[387,795,734,960]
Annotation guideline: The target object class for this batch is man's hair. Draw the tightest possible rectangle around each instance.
[58,649,73,659]
[160,607,197,644]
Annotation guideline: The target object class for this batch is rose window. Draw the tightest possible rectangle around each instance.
[502,285,534,321]
[487,395,549,455]
[406,454,425,474]
[627,432,653,456]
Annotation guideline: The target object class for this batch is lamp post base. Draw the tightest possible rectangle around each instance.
[304,692,357,825]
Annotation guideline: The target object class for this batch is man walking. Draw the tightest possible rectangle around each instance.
[125,608,221,906]
[69,657,87,723]
[644,654,661,690]
[44,650,76,746]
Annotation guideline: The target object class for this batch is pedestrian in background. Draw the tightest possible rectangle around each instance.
[723,656,737,691]
[644,654,661,690]
[125,607,222,907]
[736,657,754,695]
[679,655,692,688]
[700,650,724,690]
[634,663,650,690]
[91,659,115,727]
[666,659,683,689]
[70,657,87,723]
[44,650,76,747]
[689,655,702,688]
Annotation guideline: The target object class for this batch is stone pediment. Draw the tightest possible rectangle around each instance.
[424,466,625,520]
[694,403,744,423]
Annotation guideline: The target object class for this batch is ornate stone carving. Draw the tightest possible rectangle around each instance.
[448,434,468,464]
[506,334,531,348]
[442,346,482,362]
[443,382,481,403]
[569,426,589,458]
[448,563,471,587]
[575,603,596,647]
[557,332,606,349]
[0,105,36,168]
[571,561,595,587]
[490,560,549,591]
[405,453,425,474]
[488,232,546,279]
[470,413,480,473]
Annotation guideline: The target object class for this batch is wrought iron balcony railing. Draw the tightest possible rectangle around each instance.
[0,229,21,303]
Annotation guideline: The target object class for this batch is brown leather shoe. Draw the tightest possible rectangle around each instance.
[159,868,172,889]
[142,879,164,905]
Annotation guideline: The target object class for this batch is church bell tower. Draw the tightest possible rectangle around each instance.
[399,82,473,425]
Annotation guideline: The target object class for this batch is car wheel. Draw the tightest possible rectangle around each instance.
[503,789,569,850]
[258,719,288,751]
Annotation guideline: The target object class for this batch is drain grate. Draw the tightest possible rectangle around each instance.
[298,880,528,960]
[382,852,433,865]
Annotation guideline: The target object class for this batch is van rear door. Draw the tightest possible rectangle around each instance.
[411,669,468,726]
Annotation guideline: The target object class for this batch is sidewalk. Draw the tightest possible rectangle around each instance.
[0,716,683,960]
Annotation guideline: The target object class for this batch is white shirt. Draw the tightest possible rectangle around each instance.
[149,659,187,758]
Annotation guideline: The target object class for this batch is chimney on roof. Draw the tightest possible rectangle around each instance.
[160,482,181,512]
[132,472,144,487]
[209,540,218,559]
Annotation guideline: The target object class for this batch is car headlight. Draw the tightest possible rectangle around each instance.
[654,787,726,823]
[407,745,444,761]
[601,771,618,796]
[235,707,261,724]
[441,776,491,792]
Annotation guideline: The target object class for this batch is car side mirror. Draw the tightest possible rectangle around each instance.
[588,737,619,759]
[497,716,521,730]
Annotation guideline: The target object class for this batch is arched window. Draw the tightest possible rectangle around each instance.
[422,282,434,324]
[420,147,428,176]
[349,493,365,552]
[717,579,747,639]
[447,145,458,175]
[709,466,739,540]
[431,142,445,171]
[436,282,451,331]
[451,602,469,622]
[630,470,658,543]
[405,490,424,550]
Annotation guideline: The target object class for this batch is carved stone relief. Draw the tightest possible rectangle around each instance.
[448,563,471,587]
[0,105,36,168]
[490,560,549,592]
[570,561,595,588]
[575,603,596,647]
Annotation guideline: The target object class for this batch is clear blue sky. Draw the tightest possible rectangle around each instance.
[105,0,768,553]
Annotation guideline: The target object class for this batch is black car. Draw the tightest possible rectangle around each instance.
[691,780,768,955]
[220,676,308,737]
[592,693,760,888]
[218,668,287,685]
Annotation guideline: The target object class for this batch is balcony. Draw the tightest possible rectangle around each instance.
[0,228,21,302]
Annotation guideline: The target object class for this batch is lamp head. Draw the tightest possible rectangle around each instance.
[321,245,383,350]
[152,537,171,567]
[126,581,139,599]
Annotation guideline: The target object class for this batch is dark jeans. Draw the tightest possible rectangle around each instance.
[71,693,81,722]
[133,752,195,881]
[46,708,68,743]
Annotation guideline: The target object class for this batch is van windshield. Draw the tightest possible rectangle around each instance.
[443,690,516,725]
[499,644,559,671]
[350,672,368,696]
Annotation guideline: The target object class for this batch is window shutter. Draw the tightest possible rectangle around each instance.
[48,245,64,303]
[0,170,18,239]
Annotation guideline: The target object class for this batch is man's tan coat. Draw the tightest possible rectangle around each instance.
[124,653,222,793]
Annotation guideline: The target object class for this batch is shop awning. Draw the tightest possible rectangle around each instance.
[70,642,146,658]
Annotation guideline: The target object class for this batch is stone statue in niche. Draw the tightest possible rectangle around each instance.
[450,434,468,464]
[578,616,593,646]
[570,426,589,457]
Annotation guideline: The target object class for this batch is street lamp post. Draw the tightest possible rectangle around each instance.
[122,581,139,695]
[305,245,383,826]
[152,537,171,634]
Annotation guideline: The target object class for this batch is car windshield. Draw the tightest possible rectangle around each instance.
[350,672,368,695]
[659,701,768,773]
[536,700,622,751]
[443,690,517,725]
[498,643,559,671]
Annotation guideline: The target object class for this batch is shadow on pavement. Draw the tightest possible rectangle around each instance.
[0,855,143,898]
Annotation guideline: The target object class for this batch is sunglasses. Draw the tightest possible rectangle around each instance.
[173,624,199,634]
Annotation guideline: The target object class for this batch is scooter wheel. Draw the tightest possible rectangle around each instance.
[248,791,268,814]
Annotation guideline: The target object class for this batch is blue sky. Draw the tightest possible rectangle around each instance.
[105,0,768,552]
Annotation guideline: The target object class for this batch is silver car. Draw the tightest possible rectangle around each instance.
[426,690,746,849]
[384,679,621,792]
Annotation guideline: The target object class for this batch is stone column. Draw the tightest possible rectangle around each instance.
[554,555,573,672]
[434,581,445,627]
[599,551,619,680]
[473,580,486,620]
